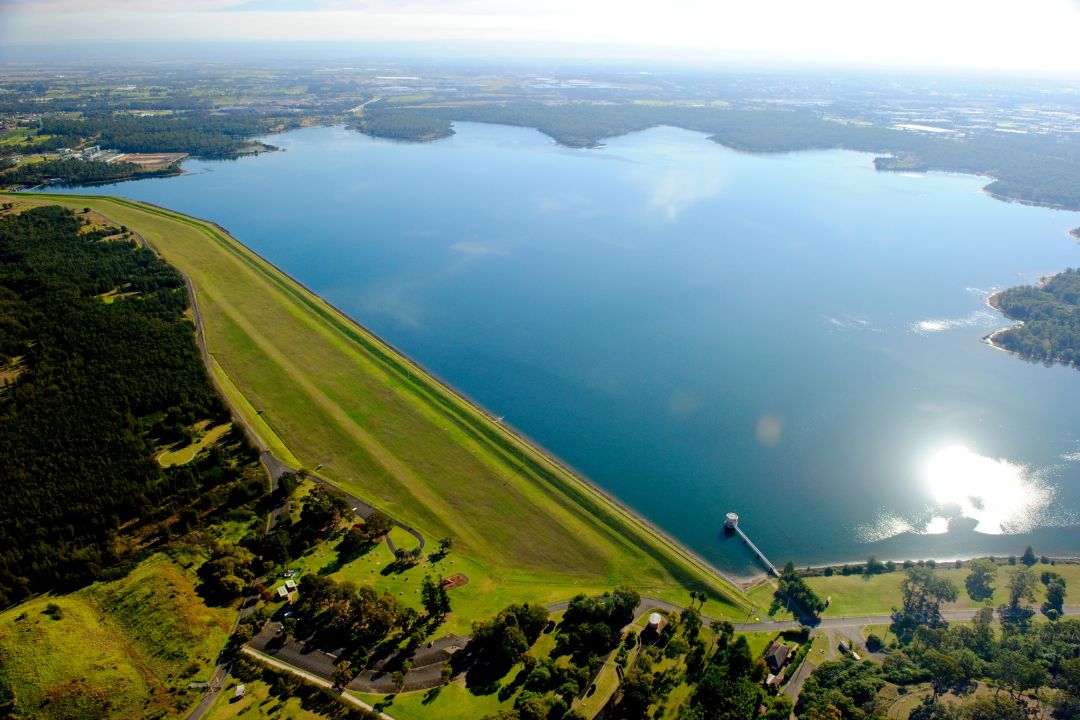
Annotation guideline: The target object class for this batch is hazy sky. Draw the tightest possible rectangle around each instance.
[3,0,1080,74]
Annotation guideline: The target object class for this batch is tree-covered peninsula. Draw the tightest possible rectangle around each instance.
[991,267,1080,368]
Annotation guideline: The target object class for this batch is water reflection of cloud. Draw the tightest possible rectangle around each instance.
[755,414,783,447]
[669,390,699,421]
[532,193,603,220]
[823,314,881,333]
[358,281,425,329]
[450,240,507,257]
[646,167,727,220]
[333,180,377,199]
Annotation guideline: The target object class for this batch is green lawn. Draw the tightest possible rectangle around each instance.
[0,554,233,720]
[861,623,893,645]
[205,675,326,720]
[0,129,36,147]
[740,630,780,658]
[746,580,777,614]
[388,524,419,552]
[292,531,715,638]
[807,630,831,662]
[754,562,1079,619]
[806,562,1078,617]
[5,193,749,622]
[158,421,232,466]
[352,682,507,720]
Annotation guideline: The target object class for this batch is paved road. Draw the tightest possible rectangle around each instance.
[242,647,396,720]
[783,649,817,703]
[349,634,468,693]
[249,621,343,679]
[183,660,232,720]
[306,475,425,554]
[249,619,467,694]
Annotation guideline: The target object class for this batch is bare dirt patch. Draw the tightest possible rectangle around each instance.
[440,573,469,591]
[113,152,187,169]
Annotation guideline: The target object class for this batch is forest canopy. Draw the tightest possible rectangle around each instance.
[992,268,1080,368]
[0,205,264,607]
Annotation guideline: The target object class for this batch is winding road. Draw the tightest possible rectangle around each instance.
[241,647,397,720]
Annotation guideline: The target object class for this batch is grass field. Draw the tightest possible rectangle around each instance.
[353,682,506,720]
[4,193,749,622]
[158,421,232,466]
[751,562,1079,619]
[206,675,326,720]
[741,630,780,658]
[0,554,232,720]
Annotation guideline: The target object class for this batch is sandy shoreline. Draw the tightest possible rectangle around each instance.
[981,289,1018,354]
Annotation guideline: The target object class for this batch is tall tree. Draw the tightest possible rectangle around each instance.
[891,567,958,643]
[964,559,997,601]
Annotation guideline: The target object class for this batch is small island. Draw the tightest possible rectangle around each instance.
[989,267,1080,368]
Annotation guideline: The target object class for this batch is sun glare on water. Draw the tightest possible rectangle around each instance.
[925,444,1050,534]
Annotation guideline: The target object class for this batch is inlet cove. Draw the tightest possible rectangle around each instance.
[58,122,1080,576]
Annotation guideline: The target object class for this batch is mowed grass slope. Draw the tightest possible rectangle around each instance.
[8,193,747,613]
[0,555,232,720]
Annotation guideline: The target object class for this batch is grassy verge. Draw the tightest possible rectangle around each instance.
[803,562,1080,617]
[0,554,232,720]
[352,683,505,720]
[4,192,749,619]
[205,675,326,720]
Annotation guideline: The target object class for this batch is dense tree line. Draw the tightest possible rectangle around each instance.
[993,268,1080,368]
[0,206,264,606]
[355,102,1080,209]
[466,601,551,681]
[38,113,291,158]
[798,564,1078,719]
[473,588,796,720]
[556,587,641,662]
[1,158,180,186]
[607,612,791,720]
[773,561,827,620]
[799,659,885,719]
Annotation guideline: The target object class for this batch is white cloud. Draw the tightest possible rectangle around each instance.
[3,0,1080,74]
[3,0,247,11]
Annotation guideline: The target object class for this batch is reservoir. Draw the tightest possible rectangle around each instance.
[59,123,1080,576]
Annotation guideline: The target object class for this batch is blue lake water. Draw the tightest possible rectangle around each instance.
[58,123,1080,576]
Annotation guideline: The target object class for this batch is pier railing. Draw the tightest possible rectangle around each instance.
[734,524,779,577]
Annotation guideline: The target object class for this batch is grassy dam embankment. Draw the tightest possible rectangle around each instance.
[6,192,752,623]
